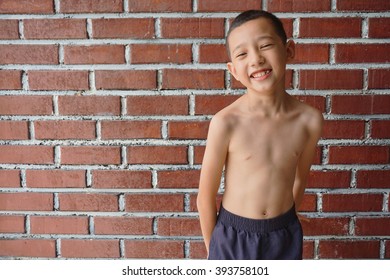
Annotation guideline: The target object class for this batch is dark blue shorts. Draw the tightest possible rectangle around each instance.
[208,204,303,260]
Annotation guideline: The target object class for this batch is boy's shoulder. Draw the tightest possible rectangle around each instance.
[291,96,324,134]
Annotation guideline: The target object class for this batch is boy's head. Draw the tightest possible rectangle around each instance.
[226,10,287,58]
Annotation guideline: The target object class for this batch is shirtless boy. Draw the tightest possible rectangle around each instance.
[197,10,323,260]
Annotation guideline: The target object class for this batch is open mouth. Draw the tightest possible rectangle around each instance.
[250,69,272,79]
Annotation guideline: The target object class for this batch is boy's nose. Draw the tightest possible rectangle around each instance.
[250,52,265,66]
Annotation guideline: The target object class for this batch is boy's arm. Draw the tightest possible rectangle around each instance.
[197,114,230,254]
[293,110,323,210]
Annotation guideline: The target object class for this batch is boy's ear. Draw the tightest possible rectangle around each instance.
[286,40,295,62]
[227,62,240,81]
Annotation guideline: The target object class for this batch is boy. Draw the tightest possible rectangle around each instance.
[197,10,323,260]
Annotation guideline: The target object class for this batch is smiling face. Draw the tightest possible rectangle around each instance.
[227,18,294,96]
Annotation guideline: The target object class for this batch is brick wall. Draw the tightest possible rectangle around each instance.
[0,0,389,259]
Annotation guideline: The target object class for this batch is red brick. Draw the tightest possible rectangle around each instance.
[128,146,188,164]
[322,120,365,139]
[0,95,53,116]
[307,170,351,189]
[194,146,205,164]
[163,69,224,89]
[61,239,119,258]
[189,241,207,259]
[59,193,118,212]
[335,44,390,63]
[292,44,329,63]
[369,18,390,38]
[60,0,123,13]
[35,120,96,140]
[0,0,54,14]
[299,70,363,90]
[195,95,240,115]
[0,216,25,233]
[322,193,383,212]
[0,20,19,39]
[92,18,154,39]
[199,44,229,63]
[319,240,380,259]
[0,170,21,188]
[0,239,55,258]
[337,0,390,11]
[24,19,87,39]
[158,170,200,188]
[198,0,261,11]
[169,121,209,139]
[28,71,89,91]
[355,218,390,236]
[332,95,390,115]
[268,0,331,12]
[301,217,349,235]
[95,70,157,90]
[303,241,314,259]
[128,0,192,12]
[387,241,390,259]
[368,69,390,89]
[127,96,188,116]
[92,170,152,189]
[125,240,184,258]
[158,217,201,236]
[356,170,390,188]
[58,96,120,116]
[299,18,361,38]
[94,217,153,235]
[131,44,192,64]
[30,216,88,234]
[329,146,389,164]
[0,193,53,211]
[0,45,58,65]
[64,45,125,64]
[161,18,224,38]
[0,70,22,90]
[26,170,86,188]
[125,194,184,212]
[371,120,390,139]
[294,95,326,113]
[0,146,54,164]
[61,146,121,165]
[0,121,28,140]
[281,18,294,38]
[101,121,161,139]
[298,194,317,212]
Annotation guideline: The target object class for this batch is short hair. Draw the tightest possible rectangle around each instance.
[226,10,287,56]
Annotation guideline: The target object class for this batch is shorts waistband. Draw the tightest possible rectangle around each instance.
[217,204,298,233]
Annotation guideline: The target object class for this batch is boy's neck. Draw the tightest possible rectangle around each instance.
[245,88,289,117]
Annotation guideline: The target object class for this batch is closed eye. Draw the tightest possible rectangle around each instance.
[260,44,273,49]
[236,52,247,58]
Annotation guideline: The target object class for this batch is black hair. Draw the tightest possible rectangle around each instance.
[226,10,287,56]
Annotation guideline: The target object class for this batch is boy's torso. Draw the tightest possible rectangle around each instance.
[220,93,313,219]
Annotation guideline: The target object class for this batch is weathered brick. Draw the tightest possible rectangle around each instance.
[168,121,210,139]
[337,0,390,11]
[292,44,329,63]
[0,121,28,140]
[128,0,192,12]
[28,71,89,91]
[332,95,390,115]
[0,170,21,188]
[92,170,152,189]
[268,0,331,12]
[162,69,225,89]
[127,96,188,116]
[128,146,188,164]
[61,146,121,165]
[0,239,56,258]
[61,239,120,258]
[95,70,157,90]
[371,120,390,139]
[0,70,22,90]
[125,240,184,259]
[322,120,365,139]
[0,215,25,233]
[307,170,351,189]
[64,45,125,64]
[369,18,390,38]
[0,96,53,116]
[198,0,261,11]
[125,194,184,212]
[26,170,86,188]
[0,193,53,211]
[59,193,118,212]
[92,18,154,39]
[322,193,383,212]
[335,44,390,63]
[94,217,153,235]
[157,217,201,236]
[299,70,363,90]
[199,44,229,63]
[34,120,96,140]
[0,146,54,164]
[0,20,19,39]
[101,121,161,139]
[319,240,380,259]
[356,170,390,188]
[0,0,54,14]
[301,217,349,236]
[131,44,192,64]
[30,216,89,234]
[58,96,121,116]
[195,95,240,115]
[158,170,200,188]
[24,19,87,39]
[161,18,224,38]
[368,69,390,89]
[299,18,361,38]
[60,0,123,13]
[355,218,390,236]
[328,146,389,164]
[0,45,58,65]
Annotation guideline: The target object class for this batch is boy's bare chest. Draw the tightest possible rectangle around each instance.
[228,118,307,164]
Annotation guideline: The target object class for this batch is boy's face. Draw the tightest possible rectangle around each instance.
[227,18,294,95]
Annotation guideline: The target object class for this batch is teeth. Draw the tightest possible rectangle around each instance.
[252,70,270,78]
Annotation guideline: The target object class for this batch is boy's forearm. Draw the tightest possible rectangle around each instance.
[197,198,218,253]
